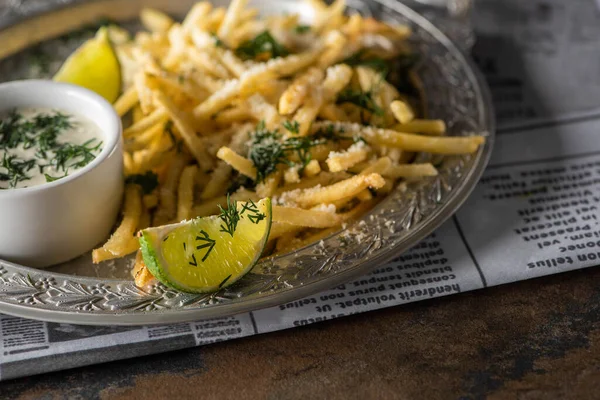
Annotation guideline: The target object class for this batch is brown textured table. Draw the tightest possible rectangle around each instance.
[3,267,600,400]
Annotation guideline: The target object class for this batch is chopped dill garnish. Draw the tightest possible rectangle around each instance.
[282,120,300,134]
[236,31,289,60]
[218,194,241,237]
[248,121,328,182]
[196,230,216,262]
[0,110,102,188]
[342,50,391,78]
[0,153,36,188]
[49,138,103,172]
[295,25,311,34]
[240,199,266,224]
[125,171,159,194]
[44,172,67,183]
[336,89,384,117]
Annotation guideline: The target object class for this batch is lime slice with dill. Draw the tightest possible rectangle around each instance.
[53,27,121,103]
[139,198,272,293]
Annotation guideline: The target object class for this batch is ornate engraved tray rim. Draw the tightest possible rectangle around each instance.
[0,0,495,325]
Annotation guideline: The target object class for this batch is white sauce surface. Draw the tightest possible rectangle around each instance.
[0,108,103,189]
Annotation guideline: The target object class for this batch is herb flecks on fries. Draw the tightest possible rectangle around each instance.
[86,0,484,287]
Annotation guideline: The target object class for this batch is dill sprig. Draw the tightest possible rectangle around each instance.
[282,120,300,134]
[195,230,216,262]
[218,194,241,237]
[0,153,36,189]
[342,50,391,78]
[295,25,311,34]
[49,138,103,172]
[240,199,266,224]
[336,89,384,117]
[248,121,328,182]
[236,31,289,60]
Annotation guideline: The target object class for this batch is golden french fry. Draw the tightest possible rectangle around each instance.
[216,147,257,179]
[176,165,198,221]
[315,122,484,154]
[303,160,321,177]
[154,156,188,226]
[154,91,213,170]
[201,162,232,200]
[393,119,446,136]
[192,189,259,217]
[279,68,325,115]
[256,171,282,198]
[124,108,168,138]
[132,251,157,287]
[390,100,415,124]
[140,8,174,33]
[293,173,385,207]
[385,163,438,179]
[326,142,370,172]
[273,206,342,228]
[217,0,249,47]
[92,185,142,263]
[114,86,138,117]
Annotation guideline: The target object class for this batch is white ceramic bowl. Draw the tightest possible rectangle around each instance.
[0,80,123,268]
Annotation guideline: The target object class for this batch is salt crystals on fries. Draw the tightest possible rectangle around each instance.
[93,0,486,286]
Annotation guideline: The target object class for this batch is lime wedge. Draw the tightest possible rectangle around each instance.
[54,27,121,103]
[139,198,272,293]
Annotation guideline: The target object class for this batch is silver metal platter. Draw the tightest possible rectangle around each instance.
[0,0,494,325]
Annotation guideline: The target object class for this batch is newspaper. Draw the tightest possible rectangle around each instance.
[3,0,600,382]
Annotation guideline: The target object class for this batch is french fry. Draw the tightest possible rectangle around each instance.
[283,167,301,184]
[293,173,385,207]
[154,156,188,226]
[176,165,198,221]
[318,30,347,68]
[201,162,232,200]
[140,8,174,33]
[303,160,321,177]
[154,91,213,170]
[182,2,213,32]
[390,100,415,124]
[385,163,438,179]
[315,122,484,154]
[393,119,446,136]
[214,105,252,126]
[216,147,257,179]
[192,189,259,217]
[269,221,304,240]
[274,171,350,196]
[132,251,156,287]
[114,86,138,117]
[92,185,142,263]
[124,108,168,138]
[326,142,370,172]
[273,206,342,228]
[217,0,249,47]
[319,103,349,122]
[247,94,281,130]
[256,171,282,198]
[279,68,325,115]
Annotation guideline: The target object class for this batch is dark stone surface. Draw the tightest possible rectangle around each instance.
[4,267,600,399]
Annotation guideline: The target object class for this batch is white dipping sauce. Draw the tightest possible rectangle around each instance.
[0,108,103,189]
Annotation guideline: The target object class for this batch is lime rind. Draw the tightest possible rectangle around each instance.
[139,198,272,293]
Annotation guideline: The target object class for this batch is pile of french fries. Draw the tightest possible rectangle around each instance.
[90,0,486,287]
